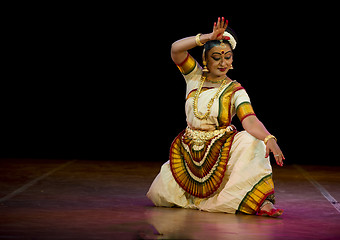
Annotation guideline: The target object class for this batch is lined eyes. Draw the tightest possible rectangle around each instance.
[212,56,232,61]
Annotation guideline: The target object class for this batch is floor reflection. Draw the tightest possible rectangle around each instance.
[144,206,283,240]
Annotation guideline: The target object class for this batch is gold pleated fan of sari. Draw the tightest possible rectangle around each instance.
[170,129,236,198]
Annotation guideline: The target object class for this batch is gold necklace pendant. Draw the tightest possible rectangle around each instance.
[193,76,228,120]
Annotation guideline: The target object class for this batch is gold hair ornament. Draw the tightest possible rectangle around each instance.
[219,39,227,47]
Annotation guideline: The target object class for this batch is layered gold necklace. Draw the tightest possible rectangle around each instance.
[193,76,228,120]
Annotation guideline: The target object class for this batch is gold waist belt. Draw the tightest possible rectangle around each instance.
[185,125,236,150]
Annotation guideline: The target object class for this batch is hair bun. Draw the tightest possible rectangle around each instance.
[223,30,237,50]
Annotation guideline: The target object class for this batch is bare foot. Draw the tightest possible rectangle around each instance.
[258,200,283,217]
[261,201,275,211]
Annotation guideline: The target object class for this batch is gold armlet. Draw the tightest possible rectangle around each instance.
[264,135,277,145]
[176,54,196,75]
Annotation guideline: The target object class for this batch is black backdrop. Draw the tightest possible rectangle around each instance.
[2,4,338,165]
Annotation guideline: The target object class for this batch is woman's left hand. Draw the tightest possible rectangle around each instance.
[265,139,285,167]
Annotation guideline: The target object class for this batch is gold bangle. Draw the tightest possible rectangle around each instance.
[264,135,277,145]
[195,33,205,46]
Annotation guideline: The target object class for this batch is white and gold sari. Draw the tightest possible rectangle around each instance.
[147,54,274,214]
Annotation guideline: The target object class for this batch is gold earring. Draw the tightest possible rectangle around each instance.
[202,49,209,73]
[230,64,234,70]
[202,60,209,73]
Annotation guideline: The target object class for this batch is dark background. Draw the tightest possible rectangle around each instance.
[2,3,338,165]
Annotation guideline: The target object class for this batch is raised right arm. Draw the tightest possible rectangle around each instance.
[170,17,229,65]
[170,35,211,64]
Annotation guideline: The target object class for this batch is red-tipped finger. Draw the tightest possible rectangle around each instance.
[222,17,228,28]
[278,155,284,167]
[274,155,281,166]
[265,147,270,158]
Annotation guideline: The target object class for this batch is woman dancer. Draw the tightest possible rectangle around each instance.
[147,17,285,217]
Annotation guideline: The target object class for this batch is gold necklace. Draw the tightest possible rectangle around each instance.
[193,76,228,120]
[206,77,224,83]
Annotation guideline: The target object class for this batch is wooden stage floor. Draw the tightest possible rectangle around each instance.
[1,159,340,239]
